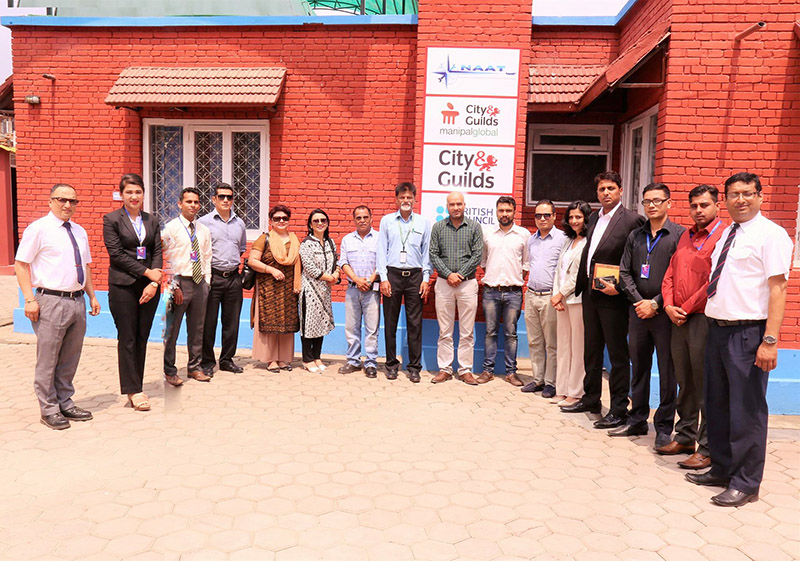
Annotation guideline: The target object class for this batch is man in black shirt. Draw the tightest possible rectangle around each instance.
[611,183,685,447]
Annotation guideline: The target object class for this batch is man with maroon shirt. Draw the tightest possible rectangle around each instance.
[660,185,726,469]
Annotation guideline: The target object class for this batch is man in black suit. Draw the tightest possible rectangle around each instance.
[561,171,645,431]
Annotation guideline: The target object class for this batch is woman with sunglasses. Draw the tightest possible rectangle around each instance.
[248,205,301,372]
[299,209,340,372]
[102,173,162,411]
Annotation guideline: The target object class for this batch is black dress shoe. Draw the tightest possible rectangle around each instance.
[711,488,758,507]
[219,362,244,374]
[385,366,398,380]
[408,370,421,383]
[60,406,93,421]
[41,413,70,430]
[521,382,545,393]
[685,471,731,487]
[338,363,363,374]
[560,400,602,414]
[593,413,626,429]
[365,367,378,378]
[607,423,648,437]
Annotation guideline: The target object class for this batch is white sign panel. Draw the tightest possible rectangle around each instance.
[426,47,520,97]
[421,191,499,228]
[423,96,518,147]
[421,144,515,194]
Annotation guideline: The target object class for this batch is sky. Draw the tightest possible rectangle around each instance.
[533,0,630,17]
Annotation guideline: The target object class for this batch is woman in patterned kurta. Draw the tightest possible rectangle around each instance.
[248,205,301,372]
[299,209,340,372]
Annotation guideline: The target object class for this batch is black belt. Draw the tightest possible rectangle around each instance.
[387,266,421,278]
[212,267,240,278]
[484,285,522,292]
[37,288,84,298]
[713,319,765,327]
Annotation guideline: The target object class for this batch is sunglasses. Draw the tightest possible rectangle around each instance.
[534,213,552,220]
[215,194,233,201]
[312,218,329,225]
[51,197,79,205]
[272,216,289,222]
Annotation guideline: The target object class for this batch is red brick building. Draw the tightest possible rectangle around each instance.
[4,0,799,407]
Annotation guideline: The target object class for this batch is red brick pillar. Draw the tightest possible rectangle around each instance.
[0,149,14,274]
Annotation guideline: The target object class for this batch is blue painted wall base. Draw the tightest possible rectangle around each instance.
[13,290,800,414]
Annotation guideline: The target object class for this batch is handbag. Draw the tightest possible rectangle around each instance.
[241,263,256,290]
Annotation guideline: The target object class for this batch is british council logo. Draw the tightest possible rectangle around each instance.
[435,206,447,222]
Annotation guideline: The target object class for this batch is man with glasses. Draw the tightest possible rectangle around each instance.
[199,183,247,376]
[162,187,213,386]
[686,172,792,507]
[610,183,684,448]
[339,205,380,378]
[521,199,566,397]
[15,184,101,429]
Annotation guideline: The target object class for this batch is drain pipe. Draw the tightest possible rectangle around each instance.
[735,21,766,42]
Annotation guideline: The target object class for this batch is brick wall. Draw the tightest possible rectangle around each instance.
[531,27,618,65]
[618,0,673,52]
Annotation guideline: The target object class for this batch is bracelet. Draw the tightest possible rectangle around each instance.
[25,299,35,304]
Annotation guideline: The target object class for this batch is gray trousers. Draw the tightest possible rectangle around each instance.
[32,293,86,416]
[672,313,709,455]
[164,276,209,375]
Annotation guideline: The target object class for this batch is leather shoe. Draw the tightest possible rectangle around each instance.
[685,471,730,487]
[365,367,377,378]
[165,374,184,387]
[593,413,627,429]
[408,370,421,383]
[607,423,648,437]
[188,370,211,382]
[385,366,398,380]
[560,400,601,414]
[460,372,479,385]
[711,488,758,507]
[431,370,453,383]
[541,385,556,399]
[655,441,695,456]
[219,361,243,374]
[476,372,494,384]
[678,453,711,470]
[41,412,70,430]
[338,363,362,374]
[504,373,524,386]
[60,406,93,421]
[521,381,543,393]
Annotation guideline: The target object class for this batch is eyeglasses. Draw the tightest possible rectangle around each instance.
[641,198,668,207]
[534,213,552,220]
[726,191,758,201]
[51,197,79,205]
[272,216,289,223]
[311,218,329,225]
[215,194,233,200]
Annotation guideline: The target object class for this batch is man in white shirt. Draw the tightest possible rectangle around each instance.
[479,196,531,385]
[686,172,793,507]
[15,184,101,430]
[162,187,213,386]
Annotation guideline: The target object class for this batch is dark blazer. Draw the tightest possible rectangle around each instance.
[575,205,646,305]
[103,208,163,286]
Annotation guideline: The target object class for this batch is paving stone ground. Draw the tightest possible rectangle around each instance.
[0,275,798,561]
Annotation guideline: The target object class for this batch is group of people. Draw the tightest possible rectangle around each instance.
[15,171,792,509]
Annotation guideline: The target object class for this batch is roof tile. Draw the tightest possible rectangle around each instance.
[528,65,606,104]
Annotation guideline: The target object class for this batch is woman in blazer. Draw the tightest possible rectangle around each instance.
[550,200,592,406]
[102,174,162,411]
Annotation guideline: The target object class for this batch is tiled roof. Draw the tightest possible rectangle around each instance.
[105,67,287,107]
[529,65,606,104]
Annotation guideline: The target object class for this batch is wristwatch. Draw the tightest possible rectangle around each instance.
[762,335,777,345]
[150,281,159,288]
[650,299,659,311]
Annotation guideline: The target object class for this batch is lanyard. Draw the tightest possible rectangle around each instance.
[181,219,197,244]
[124,207,145,242]
[645,231,663,264]
[397,215,414,251]
[689,220,721,252]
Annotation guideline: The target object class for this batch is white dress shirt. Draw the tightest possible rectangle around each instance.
[585,201,621,276]
[162,214,213,284]
[15,211,92,292]
[705,212,793,321]
[481,223,531,287]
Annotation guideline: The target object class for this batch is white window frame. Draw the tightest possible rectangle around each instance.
[620,105,659,210]
[142,118,270,240]
[526,124,614,207]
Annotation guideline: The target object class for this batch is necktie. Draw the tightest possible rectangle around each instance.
[706,223,739,299]
[189,222,203,284]
[62,221,85,286]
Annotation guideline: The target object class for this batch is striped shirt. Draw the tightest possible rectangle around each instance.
[429,216,484,279]
[338,228,378,279]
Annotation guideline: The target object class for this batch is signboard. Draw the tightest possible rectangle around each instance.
[420,144,515,194]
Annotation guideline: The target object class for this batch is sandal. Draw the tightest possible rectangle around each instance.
[303,363,319,373]
[267,362,281,373]
[279,362,293,371]
[128,393,151,411]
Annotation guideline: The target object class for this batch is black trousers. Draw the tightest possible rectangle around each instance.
[581,290,631,417]
[201,270,243,370]
[672,313,710,455]
[628,308,676,435]
[705,321,769,494]
[108,277,160,395]
[302,336,324,362]
[383,267,423,372]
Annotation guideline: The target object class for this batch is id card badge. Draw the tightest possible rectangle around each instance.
[136,246,147,260]
[640,263,650,279]
[373,282,380,292]
[399,250,408,264]
[190,250,199,263]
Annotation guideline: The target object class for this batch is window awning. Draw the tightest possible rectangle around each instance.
[529,20,670,113]
[104,67,287,108]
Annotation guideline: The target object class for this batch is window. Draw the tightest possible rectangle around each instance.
[526,124,613,206]
[143,119,269,237]
[621,106,658,210]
